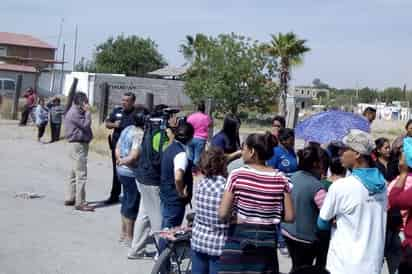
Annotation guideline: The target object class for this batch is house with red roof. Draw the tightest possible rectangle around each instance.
[0,32,60,96]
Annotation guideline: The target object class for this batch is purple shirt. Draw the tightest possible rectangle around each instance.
[64,105,93,143]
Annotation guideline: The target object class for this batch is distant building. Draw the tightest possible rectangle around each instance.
[0,32,60,96]
[293,86,330,99]
[357,102,410,121]
[287,86,330,112]
[147,65,188,80]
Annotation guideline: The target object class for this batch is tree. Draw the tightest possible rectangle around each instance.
[382,87,403,103]
[93,35,167,76]
[265,32,310,116]
[182,33,278,114]
[312,78,329,89]
[358,87,378,103]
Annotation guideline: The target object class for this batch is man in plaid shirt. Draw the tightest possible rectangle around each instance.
[191,147,229,274]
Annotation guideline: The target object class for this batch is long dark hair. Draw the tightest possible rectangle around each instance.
[244,132,278,162]
[405,119,412,130]
[297,145,330,178]
[374,137,389,158]
[220,114,240,153]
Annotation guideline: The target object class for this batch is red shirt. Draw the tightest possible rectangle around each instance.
[24,91,36,107]
[389,185,412,248]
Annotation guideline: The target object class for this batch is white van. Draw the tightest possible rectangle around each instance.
[0,78,16,96]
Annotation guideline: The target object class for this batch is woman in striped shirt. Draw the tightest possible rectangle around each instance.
[218,132,295,274]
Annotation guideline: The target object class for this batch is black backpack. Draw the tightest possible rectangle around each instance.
[136,119,167,185]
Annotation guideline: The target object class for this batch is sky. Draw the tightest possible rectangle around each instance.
[2,0,412,89]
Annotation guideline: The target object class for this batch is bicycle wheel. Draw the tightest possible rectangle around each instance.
[151,247,172,274]
[151,240,192,274]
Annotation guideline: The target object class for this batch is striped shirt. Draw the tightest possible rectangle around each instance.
[226,166,290,225]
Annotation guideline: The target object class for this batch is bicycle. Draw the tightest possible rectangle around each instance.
[151,214,194,274]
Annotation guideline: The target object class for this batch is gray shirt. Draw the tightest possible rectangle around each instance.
[282,170,325,243]
[50,105,65,124]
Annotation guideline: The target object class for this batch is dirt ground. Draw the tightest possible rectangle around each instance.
[0,118,396,274]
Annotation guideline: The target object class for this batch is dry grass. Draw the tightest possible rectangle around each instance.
[0,97,32,120]
[0,97,15,119]
[90,118,111,156]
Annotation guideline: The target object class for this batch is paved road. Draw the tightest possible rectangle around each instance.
[0,119,390,274]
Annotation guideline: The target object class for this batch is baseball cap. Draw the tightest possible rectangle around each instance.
[342,129,375,155]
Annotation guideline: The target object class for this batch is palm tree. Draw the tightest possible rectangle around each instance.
[179,34,210,65]
[180,35,195,63]
[266,32,310,116]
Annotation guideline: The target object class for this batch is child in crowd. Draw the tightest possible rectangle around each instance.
[48,97,65,142]
[191,147,229,274]
[35,97,49,142]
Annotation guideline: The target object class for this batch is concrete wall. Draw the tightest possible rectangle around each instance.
[37,70,70,96]
[93,75,191,109]
[62,72,192,108]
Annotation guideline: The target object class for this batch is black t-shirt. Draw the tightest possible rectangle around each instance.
[375,158,399,182]
[108,107,136,144]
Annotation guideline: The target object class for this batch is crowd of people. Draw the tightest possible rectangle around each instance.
[17,90,412,274]
[18,87,65,143]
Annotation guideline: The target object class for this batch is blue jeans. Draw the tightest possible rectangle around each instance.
[277,223,286,248]
[191,250,220,274]
[187,138,206,168]
[159,202,186,252]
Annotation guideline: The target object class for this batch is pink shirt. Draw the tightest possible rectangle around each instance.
[187,112,212,140]
[388,173,412,229]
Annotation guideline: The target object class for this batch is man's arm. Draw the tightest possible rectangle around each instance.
[70,109,92,132]
[175,169,186,198]
[105,108,120,129]
[318,184,339,231]
[106,120,120,129]
[174,152,188,198]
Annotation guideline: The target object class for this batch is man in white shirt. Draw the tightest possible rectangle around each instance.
[318,129,387,274]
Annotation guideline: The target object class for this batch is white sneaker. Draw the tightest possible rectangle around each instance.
[121,239,132,248]
[279,246,289,256]
[128,250,155,260]
[127,250,144,260]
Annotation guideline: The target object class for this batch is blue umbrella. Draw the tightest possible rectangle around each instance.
[295,110,370,144]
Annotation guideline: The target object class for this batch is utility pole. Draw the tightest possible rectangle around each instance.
[72,24,78,71]
[60,43,66,93]
[50,18,64,93]
[403,84,407,101]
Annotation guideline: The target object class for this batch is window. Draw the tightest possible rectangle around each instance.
[4,80,15,90]
[0,46,7,56]
[0,81,2,89]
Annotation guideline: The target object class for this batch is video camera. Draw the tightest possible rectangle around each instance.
[147,104,184,129]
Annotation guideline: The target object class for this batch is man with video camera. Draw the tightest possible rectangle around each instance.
[128,106,186,259]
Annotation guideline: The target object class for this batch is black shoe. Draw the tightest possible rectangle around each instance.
[104,197,120,205]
